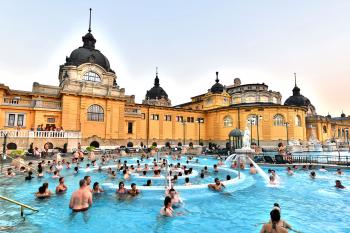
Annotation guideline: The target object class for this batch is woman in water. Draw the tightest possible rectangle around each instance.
[116,181,128,195]
[160,196,173,217]
[36,183,52,198]
[93,182,104,193]
[260,209,288,233]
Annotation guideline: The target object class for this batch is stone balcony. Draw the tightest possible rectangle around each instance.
[124,107,142,117]
[0,130,81,139]
[2,97,61,110]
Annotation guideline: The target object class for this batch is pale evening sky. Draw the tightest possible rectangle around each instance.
[0,0,349,116]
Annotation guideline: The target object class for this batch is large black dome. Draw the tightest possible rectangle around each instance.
[64,32,114,73]
[284,86,313,109]
[210,72,224,94]
[145,74,168,100]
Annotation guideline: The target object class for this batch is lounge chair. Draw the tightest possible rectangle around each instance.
[263,155,274,164]
[275,154,290,164]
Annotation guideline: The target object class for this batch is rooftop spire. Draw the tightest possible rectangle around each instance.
[88,8,92,33]
[154,67,160,86]
[294,72,297,87]
[215,71,219,83]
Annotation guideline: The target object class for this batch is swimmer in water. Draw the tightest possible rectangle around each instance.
[6,168,15,177]
[116,181,128,195]
[184,177,191,186]
[144,179,152,186]
[128,183,140,196]
[52,170,60,179]
[208,178,225,191]
[36,183,52,198]
[335,180,345,189]
[286,167,294,176]
[69,179,92,212]
[160,196,173,217]
[310,171,316,179]
[84,176,92,192]
[260,209,288,233]
[92,182,104,194]
[166,188,182,205]
[213,164,219,173]
[56,177,68,193]
[123,170,130,180]
[269,175,277,185]
[335,168,343,176]
[226,175,231,181]
[249,163,257,174]
[319,166,327,172]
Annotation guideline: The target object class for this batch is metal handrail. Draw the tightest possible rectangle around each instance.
[0,195,38,216]
[5,154,38,175]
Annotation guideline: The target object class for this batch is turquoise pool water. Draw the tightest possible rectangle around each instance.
[0,156,349,233]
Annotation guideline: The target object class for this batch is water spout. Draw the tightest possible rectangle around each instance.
[246,157,270,184]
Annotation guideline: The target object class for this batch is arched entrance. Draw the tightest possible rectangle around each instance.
[6,142,17,150]
[90,141,100,148]
[127,142,133,147]
[228,129,243,150]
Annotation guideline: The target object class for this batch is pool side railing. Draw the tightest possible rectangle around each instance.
[0,195,39,216]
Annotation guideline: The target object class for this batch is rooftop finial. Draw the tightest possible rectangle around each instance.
[215,71,219,83]
[88,8,92,33]
[294,72,297,87]
[154,67,160,86]
[156,66,158,76]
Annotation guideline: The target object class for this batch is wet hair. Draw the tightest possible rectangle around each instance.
[270,209,281,229]
[38,167,43,173]
[119,181,124,188]
[169,188,175,193]
[214,178,219,182]
[164,196,172,207]
[274,203,280,208]
[43,183,49,189]
[310,171,316,177]
[93,182,99,189]
[59,177,64,182]
[123,170,127,174]
[54,171,58,175]
[226,175,231,180]
[185,177,190,183]
[131,183,136,188]
[74,167,78,172]
[146,179,152,186]
[28,171,33,176]
[84,176,90,181]
[79,179,86,187]
[38,186,45,194]
[250,163,254,167]
[200,173,204,178]
[143,171,147,175]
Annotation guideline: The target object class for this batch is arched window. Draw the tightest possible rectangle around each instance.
[83,71,101,82]
[87,105,104,121]
[273,114,284,126]
[323,126,327,133]
[295,115,302,127]
[223,115,233,127]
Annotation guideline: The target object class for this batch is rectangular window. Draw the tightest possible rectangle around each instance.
[165,115,172,121]
[8,114,15,126]
[151,114,159,120]
[47,117,55,123]
[141,113,146,120]
[187,117,194,123]
[176,116,183,122]
[17,114,24,126]
[128,122,133,134]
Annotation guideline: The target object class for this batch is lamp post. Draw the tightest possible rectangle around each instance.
[284,122,290,148]
[196,118,203,146]
[256,115,262,146]
[182,120,187,146]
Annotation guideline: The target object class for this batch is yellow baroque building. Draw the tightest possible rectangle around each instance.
[0,23,349,151]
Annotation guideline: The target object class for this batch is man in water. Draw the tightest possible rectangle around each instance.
[128,183,140,196]
[208,178,225,191]
[84,176,92,192]
[249,163,257,174]
[56,177,68,193]
[166,188,182,206]
[69,179,92,212]
[335,180,345,189]
[25,171,34,181]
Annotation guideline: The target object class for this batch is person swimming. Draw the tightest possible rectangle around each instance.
[128,183,140,196]
[92,182,104,194]
[166,188,182,206]
[260,209,288,233]
[226,175,231,181]
[160,196,173,217]
[184,177,191,186]
[6,168,15,177]
[144,179,152,186]
[286,167,294,176]
[335,180,345,189]
[36,183,52,198]
[56,177,68,193]
[52,170,60,179]
[319,165,327,172]
[249,163,257,174]
[116,181,128,194]
[208,178,225,191]
[69,179,92,212]
[25,171,34,181]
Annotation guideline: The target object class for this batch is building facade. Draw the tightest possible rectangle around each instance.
[0,21,348,151]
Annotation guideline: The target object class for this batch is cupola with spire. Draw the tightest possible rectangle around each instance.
[210,71,224,94]
[284,73,316,115]
[63,8,114,73]
[143,68,171,107]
